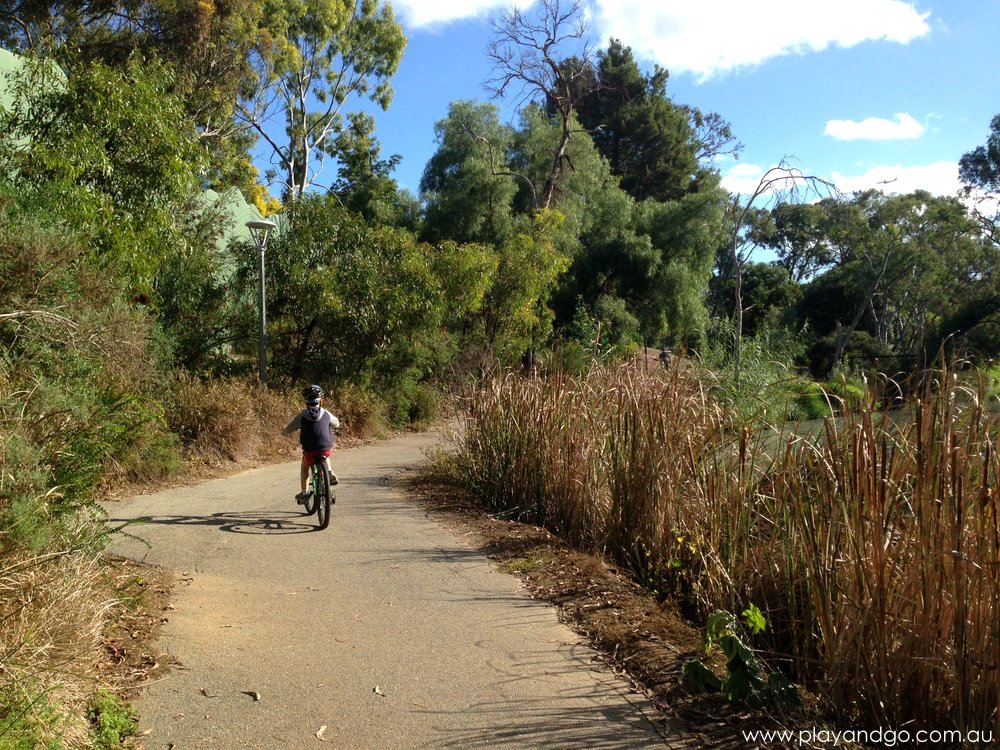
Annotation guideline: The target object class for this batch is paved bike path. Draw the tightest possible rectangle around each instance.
[104,432,683,749]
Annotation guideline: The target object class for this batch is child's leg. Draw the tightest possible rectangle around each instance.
[323,455,338,484]
[300,455,310,492]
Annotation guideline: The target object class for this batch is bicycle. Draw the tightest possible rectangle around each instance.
[302,455,335,530]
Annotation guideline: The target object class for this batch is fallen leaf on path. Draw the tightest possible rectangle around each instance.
[242,691,261,702]
[199,688,217,698]
[315,725,329,741]
[373,685,385,697]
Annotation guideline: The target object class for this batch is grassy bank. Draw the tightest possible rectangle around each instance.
[439,361,999,735]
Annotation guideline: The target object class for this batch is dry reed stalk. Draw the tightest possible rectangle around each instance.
[455,360,998,732]
[771,371,999,732]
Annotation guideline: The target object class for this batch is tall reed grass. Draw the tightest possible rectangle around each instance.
[449,361,999,734]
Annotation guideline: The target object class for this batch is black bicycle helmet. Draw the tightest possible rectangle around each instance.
[302,384,324,403]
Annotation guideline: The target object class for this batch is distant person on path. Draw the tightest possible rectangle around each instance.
[283,384,340,503]
[659,346,671,370]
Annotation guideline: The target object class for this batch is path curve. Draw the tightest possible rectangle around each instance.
[104,432,685,749]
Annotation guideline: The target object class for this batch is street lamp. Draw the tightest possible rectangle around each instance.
[247,219,277,385]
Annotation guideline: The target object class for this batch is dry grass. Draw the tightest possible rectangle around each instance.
[448,361,1000,734]
[0,543,110,747]
[167,375,389,466]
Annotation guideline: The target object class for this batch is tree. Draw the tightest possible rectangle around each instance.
[796,190,994,373]
[486,0,594,210]
[574,39,738,203]
[724,161,837,378]
[419,100,520,244]
[331,111,412,227]
[239,0,406,200]
[710,262,801,340]
[959,114,1000,246]
[0,1,264,195]
[750,201,837,283]
[0,56,208,297]
[475,211,570,362]
[244,195,447,385]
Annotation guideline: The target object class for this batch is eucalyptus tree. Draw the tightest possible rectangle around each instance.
[959,114,1000,246]
[725,161,837,377]
[750,201,838,283]
[0,0,263,194]
[796,190,994,372]
[239,0,405,201]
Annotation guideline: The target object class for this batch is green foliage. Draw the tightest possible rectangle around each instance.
[697,318,803,424]
[684,607,799,710]
[88,689,137,749]
[420,100,520,245]
[243,0,406,199]
[0,186,179,550]
[0,54,208,299]
[789,381,831,421]
[242,195,451,397]
[0,685,64,749]
[0,1,262,188]
[575,39,734,203]
[333,111,409,227]
[959,113,1000,195]
[477,211,571,362]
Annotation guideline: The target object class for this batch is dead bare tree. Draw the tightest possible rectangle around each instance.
[727,159,839,380]
[486,0,595,210]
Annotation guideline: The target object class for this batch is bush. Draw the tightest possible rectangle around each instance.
[165,374,298,463]
[788,380,831,421]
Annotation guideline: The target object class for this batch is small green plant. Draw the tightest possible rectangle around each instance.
[682,606,799,711]
[0,685,64,750]
[88,689,137,749]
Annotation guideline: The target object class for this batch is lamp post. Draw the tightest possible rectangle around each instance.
[246,219,277,385]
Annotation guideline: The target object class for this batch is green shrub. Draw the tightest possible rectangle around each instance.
[789,380,831,421]
[88,690,137,750]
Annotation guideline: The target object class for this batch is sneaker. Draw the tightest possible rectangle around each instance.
[330,473,339,486]
[295,490,312,504]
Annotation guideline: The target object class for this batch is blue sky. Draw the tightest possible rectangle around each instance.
[347,0,999,203]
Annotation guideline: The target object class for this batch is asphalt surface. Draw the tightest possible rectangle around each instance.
[104,432,684,749]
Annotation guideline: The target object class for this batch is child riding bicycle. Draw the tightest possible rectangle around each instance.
[282,384,340,503]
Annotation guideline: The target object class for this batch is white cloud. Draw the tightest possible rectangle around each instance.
[830,161,961,196]
[824,113,925,141]
[592,0,931,80]
[393,0,533,28]
[728,163,765,177]
[721,163,764,195]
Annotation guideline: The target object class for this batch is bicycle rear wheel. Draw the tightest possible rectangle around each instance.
[315,461,332,530]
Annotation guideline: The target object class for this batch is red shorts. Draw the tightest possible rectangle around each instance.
[302,449,332,464]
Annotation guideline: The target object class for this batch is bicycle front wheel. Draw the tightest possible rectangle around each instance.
[315,461,332,530]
